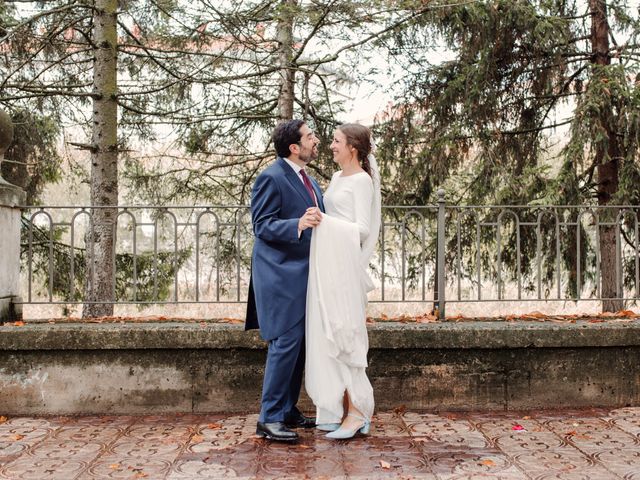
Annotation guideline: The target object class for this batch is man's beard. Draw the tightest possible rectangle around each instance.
[299,147,318,164]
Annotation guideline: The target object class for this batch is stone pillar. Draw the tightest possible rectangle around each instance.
[0,109,26,321]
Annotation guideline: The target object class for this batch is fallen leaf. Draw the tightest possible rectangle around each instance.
[109,464,120,470]
[480,459,496,467]
[512,424,525,431]
[380,460,391,469]
[12,321,25,327]
[297,444,311,449]
[191,434,204,444]
[11,434,24,441]
[223,317,244,324]
[565,430,577,436]
[393,405,407,415]
[618,310,638,317]
[522,416,531,420]
[417,314,437,323]
[0,416,7,424]
[207,423,223,430]
[133,473,148,479]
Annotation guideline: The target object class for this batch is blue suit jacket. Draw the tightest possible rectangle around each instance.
[245,157,325,340]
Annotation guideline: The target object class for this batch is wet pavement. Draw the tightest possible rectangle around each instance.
[1,407,640,479]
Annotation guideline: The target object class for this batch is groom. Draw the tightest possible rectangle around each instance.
[245,119,324,442]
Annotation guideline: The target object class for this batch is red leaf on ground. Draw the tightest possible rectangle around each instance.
[12,321,25,327]
[207,423,223,430]
[393,404,407,415]
[512,424,525,431]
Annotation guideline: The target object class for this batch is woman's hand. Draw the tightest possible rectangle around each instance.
[298,207,323,231]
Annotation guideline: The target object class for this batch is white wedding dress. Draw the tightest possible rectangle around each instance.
[305,170,379,424]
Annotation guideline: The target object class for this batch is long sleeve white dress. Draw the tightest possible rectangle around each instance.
[305,170,377,424]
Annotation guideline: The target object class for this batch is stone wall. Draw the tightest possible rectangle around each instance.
[1,320,639,414]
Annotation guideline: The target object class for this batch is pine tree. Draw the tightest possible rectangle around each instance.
[377,0,640,311]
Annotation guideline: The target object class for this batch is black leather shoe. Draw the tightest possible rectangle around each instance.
[256,422,299,442]
[284,411,316,429]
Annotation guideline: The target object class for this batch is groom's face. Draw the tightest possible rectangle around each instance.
[296,124,319,164]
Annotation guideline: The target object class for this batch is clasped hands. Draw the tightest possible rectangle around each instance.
[298,207,322,231]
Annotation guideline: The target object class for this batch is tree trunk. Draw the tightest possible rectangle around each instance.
[276,0,296,121]
[82,0,118,318]
[590,0,622,312]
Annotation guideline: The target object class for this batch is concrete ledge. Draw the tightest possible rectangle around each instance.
[1,320,639,414]
[3,319,640,350]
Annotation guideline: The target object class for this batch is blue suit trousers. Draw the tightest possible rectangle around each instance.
[259,319,305,423]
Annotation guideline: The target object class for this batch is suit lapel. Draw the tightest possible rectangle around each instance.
[277,157,315,208]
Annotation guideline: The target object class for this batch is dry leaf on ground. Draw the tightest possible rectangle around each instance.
[379,460,391,469]
[480,459,496,467]
[0,416,7,424]
[191,434,204,443]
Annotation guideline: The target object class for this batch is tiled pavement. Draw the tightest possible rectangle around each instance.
[2,408,640,479]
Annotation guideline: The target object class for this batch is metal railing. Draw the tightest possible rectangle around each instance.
[19,192,640,317]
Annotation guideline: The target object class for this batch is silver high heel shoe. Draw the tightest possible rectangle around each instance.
[326,413,370,439]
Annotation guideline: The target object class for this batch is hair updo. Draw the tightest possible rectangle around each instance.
[337,123,372,177]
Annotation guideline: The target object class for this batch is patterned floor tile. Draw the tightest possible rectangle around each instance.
[0,410,639,479]
[427,450,526,479]
[84,457,173,479]
[0,457,89,479]
[404,412,491,449]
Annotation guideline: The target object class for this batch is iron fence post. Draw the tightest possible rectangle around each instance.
[436,189,446,319]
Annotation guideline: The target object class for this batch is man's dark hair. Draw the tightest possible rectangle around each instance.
[272,119,305,158]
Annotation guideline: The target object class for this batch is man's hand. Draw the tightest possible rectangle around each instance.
[298,207,322,231]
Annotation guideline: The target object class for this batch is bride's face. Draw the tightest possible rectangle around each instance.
[330,129,353,166]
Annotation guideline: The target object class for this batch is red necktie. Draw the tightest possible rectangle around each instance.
[299,169,318,206]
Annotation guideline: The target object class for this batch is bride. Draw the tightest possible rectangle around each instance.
[305,123,381,439]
